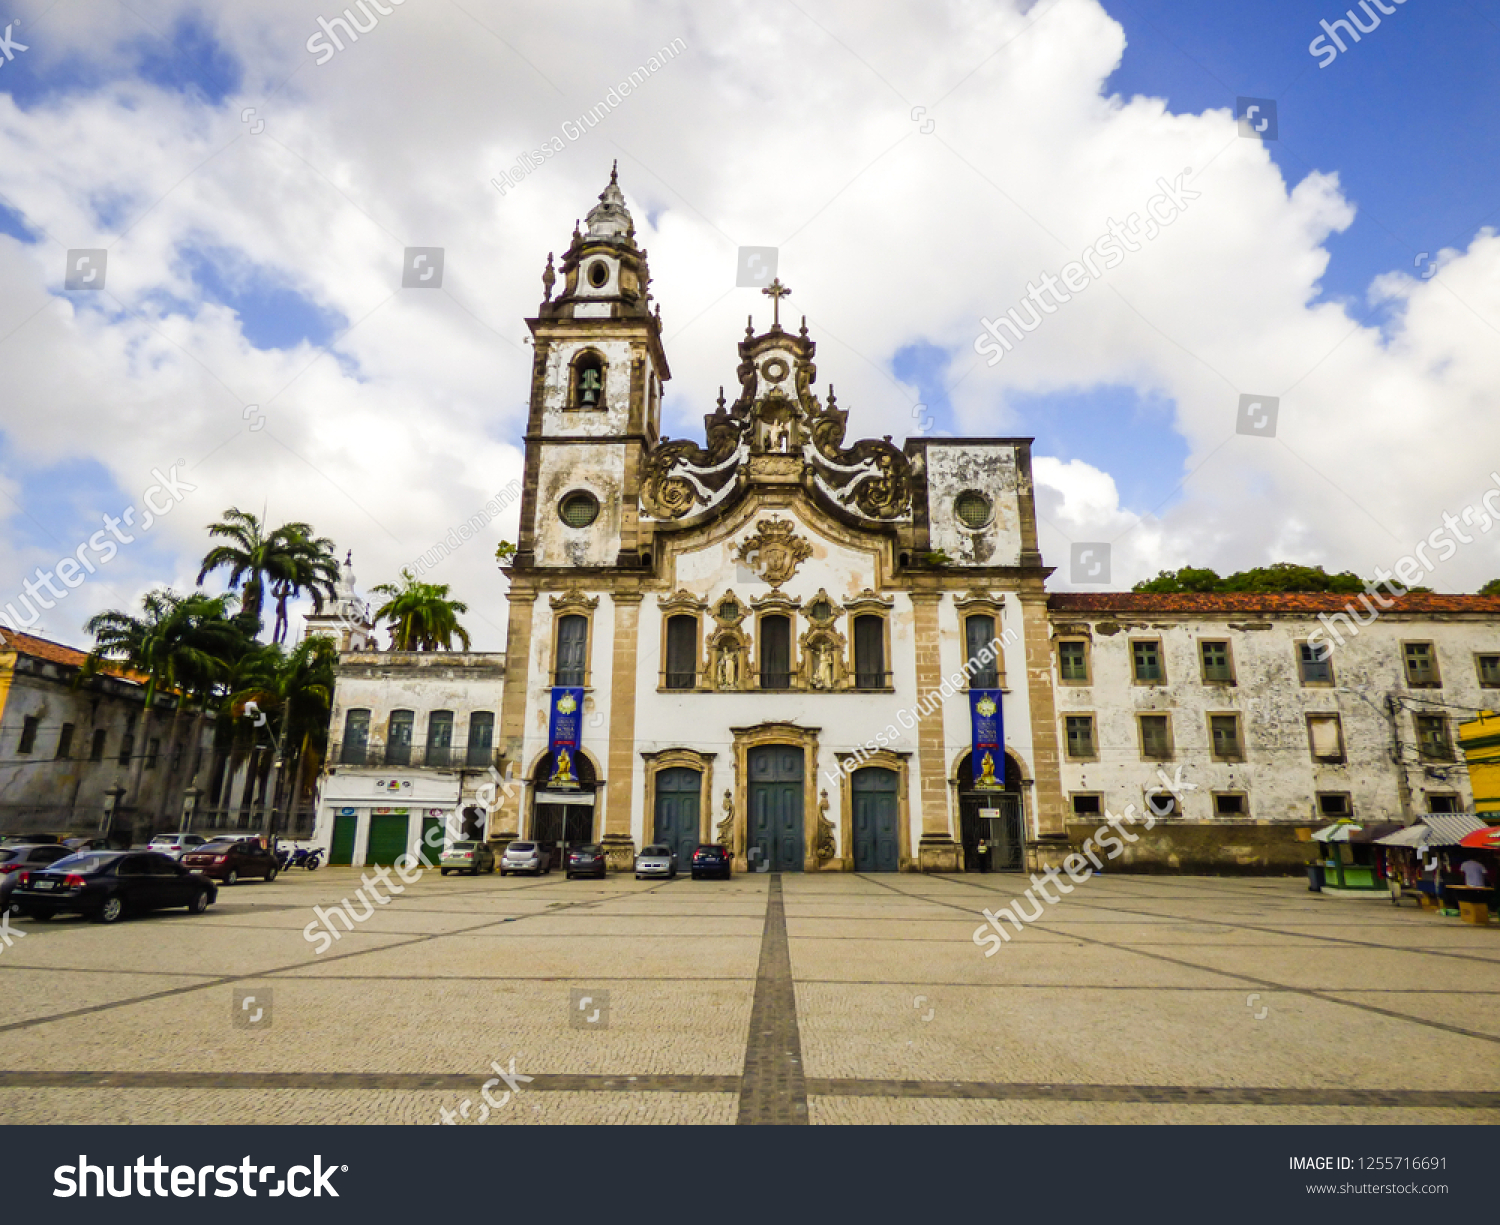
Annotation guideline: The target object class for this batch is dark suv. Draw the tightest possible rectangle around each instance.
[181,838,278,885]
[691,844,732,880]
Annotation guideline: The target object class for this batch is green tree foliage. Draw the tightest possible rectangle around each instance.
[197,509,340,643]
[1480,579,1500,596]
[1133,563,1367,594]
[370,570,472,651]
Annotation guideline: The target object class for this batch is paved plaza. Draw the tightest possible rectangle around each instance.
[0,867,1497,1125]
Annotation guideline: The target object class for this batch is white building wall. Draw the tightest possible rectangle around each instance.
[1051,612,1494,826]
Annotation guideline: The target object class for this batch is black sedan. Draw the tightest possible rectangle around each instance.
[0,843,74,914]
[14,851,217,923]
[566,844,607,879]
[691,844,732,880]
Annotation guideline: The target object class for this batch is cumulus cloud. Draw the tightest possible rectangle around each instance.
[0,0,1497,651]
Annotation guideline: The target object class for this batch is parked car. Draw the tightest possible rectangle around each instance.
[690,844,732,880]
[499,841,551,876]
[1,833,63,846]
[566,844,607,879]
[635,844,677,880]
[440,841,496,876]
[62,836,113,852]
[0,843,75,914]
[180,838,279,884]
[14,850,217,923]
[147,833,210,860]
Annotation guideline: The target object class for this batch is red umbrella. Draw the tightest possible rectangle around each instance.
[1458,826,1500,849]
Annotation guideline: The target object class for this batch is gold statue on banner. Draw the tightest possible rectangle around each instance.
[976,750,1000,789]
[550,747,577,787]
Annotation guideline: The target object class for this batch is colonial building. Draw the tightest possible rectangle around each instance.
[0,628,301,843]
[309,169,1500,872]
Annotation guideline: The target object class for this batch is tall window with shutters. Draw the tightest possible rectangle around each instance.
[965,614,999,688]
[555,614,589,687]
[665,615,698,689]
[854,614,886,689]
[759,615,792,689]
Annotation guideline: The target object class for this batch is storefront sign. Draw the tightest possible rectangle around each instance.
[375,778,412,794]
[547,687,585,789]
[969,689,1004,789]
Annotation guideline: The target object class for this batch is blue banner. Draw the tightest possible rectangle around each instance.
[547,687,584,789]
[969,689,1003,789]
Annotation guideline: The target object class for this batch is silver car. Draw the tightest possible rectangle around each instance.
[500,840,551,876]
[634,844,676,880]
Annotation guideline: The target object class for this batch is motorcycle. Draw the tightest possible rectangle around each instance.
[275,842,324,871]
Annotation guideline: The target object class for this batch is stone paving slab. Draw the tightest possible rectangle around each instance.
[790,936,1250,988]
[0,969,215,1025]
[791,981,1500,1089]
[807,1098,1500,1125]
[0,1087,737,1126]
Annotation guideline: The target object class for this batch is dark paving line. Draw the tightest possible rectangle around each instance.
[863,876,1500,1047]
[0,1071,739,1094]
[802,1080,1500,1108]
[798,980,1500,994]
[4,1071,1491,1110]
[736,874,808,1126]
[0,881,676,1035]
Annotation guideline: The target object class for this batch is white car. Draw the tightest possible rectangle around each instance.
[634,844,676,880]
[147,833,209,860]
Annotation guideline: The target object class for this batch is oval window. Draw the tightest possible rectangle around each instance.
[587,261,609,288]
[954,491,992,529]
[559,491,600,528]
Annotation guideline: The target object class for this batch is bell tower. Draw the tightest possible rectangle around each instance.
[514,164,671,571]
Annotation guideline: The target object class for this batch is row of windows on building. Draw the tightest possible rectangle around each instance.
[1060,709,1459,765]
[14,715,175,769]
[554,609,1003,691]
[1067,787,1464,822]
[337,708,496,768]
[1057,637,1500,690]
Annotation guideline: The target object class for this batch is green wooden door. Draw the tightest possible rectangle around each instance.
[330,813,357,865]
[852,767,899,872]
[366,812,410,866]
[420,816,444,866]
[747,746,803,871]
[653,768,701,868]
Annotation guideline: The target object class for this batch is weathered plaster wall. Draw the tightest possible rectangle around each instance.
[533,443,624,567]
[925,444,1024,566]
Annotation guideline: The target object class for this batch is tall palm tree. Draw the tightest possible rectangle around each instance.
[85,591,248,827]
[370,570,472,651]
[227,636,337,836]
[197,509,340,643]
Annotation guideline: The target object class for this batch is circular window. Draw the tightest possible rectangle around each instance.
[760,357,790,384]
[954,491,993,529]
[559,491,600,528]
[587,261,609,288]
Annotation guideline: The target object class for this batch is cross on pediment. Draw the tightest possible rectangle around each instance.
[761,278,791,328]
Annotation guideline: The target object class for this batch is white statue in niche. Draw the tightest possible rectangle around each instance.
[716,645,741,690]
[811,641,836,690]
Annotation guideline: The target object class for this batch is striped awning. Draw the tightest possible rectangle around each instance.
[1376,813,1489,849]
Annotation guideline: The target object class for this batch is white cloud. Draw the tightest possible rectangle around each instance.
[1,0,1498,651]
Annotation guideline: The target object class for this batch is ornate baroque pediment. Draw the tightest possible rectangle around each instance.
[639,323,915,524]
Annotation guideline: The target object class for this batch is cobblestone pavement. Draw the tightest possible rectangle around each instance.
[0,866,1496,1124]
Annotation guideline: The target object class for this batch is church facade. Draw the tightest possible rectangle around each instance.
[494,168,1061,875]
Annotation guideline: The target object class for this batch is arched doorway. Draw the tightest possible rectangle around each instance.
[851,767,899,872]
[955,751,1024,872]
[530,751,599,866]
[653,766,702,867]
[747,745,804,871]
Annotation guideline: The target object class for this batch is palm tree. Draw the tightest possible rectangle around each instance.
[85,591,248,828]
[370,570,472,651]
[226,636,337,836]
[197,509,340,644]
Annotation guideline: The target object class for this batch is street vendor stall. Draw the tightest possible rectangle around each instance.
[1310,820,1404,893]
[1376,814,1490,913]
